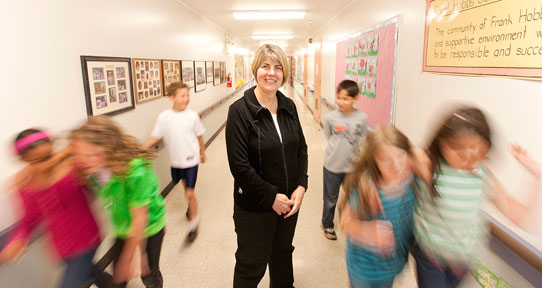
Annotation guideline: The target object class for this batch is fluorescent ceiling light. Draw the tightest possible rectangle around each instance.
[252,35,294,40]
[233,10,305,20]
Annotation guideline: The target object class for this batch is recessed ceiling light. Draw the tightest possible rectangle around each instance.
[233,10,305,20]
[252,35,294,40]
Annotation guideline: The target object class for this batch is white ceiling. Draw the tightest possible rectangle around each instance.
[176,0,354,54]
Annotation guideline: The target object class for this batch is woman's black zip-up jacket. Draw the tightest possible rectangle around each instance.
[226,86,308,212]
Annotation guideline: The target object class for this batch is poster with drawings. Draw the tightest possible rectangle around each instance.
[342,33,379,99]
[336,17,398,126]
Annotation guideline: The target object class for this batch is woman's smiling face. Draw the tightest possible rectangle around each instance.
[256,57,284,94]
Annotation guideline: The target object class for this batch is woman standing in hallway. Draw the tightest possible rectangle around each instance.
[226,44,308,288]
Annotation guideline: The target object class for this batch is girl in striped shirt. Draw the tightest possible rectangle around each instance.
[411,106,540,288]
[339,126,418,288]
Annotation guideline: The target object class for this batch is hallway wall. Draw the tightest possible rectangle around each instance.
[0,0,246,286]
[0,0,245,230]
[305,1,541,287]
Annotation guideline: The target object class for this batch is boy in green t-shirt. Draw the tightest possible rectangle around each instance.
[70,116,166,288]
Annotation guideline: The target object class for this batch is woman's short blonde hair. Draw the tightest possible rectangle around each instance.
[251,44,289,86]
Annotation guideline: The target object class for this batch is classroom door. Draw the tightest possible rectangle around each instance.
[313,41,322,124]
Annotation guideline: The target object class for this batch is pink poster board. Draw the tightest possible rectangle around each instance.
[336,18,399,126]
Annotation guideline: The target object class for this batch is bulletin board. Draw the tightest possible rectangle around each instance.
[423,0,542,79]
[335,16,399,126]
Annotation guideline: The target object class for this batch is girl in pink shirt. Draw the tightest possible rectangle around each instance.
[0,129,110,288]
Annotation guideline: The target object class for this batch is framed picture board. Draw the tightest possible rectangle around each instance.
[132,58,163,104]
[220,62,226,83]
[205,61,213,83]
[80,56,135,116]
[194,61,206,92]
[213,61,221,86]
[161,60,181,96]
[181,60,195,89]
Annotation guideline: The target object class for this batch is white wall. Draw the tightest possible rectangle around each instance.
[0,0,246,230]
[0,0,246,286]
[307,1,541,287]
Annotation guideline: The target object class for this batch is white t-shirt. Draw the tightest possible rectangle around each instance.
[151,108,205,168]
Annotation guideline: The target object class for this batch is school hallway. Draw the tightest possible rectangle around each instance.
[115,86,418,288]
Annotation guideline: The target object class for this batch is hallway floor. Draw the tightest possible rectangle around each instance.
[124,86,418,287]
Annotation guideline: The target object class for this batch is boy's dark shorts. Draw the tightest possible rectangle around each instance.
[171,165,198,189]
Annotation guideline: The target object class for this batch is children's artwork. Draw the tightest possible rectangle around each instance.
[234,54,246,87]
[81,55,135,116]
[181,60,195,89]
[352,41,358,57]
[132,58,163,104]
[368,34,379,55]
[366,78,376,99]
[220,62,226,83]
[367,57,378,77]
[359,38,368,56]
[358,77,367,96]
[205,61,213,83]
[194,61,206,92]
[161,59,181,96]
[213,61,221,86]
[359,57,367,75]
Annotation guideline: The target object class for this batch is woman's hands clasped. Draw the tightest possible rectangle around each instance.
[272,186,306,218]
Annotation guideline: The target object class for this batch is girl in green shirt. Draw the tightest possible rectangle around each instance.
[70,116,166,288]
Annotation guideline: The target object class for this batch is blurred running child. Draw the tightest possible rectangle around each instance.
[70,116,166,288]
[412,106,541,288]
[339,126,416,288]
[322,79,368,240]
[144,82,205,243]
[0,128,109,288]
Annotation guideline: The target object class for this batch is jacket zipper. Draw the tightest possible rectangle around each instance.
[277,111,289,192]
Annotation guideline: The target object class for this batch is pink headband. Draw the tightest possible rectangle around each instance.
[15,132,50,155]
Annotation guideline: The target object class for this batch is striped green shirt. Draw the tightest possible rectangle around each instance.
[414,162,488,265]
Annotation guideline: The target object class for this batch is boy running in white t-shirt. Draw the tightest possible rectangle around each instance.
[144,82,205,243]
